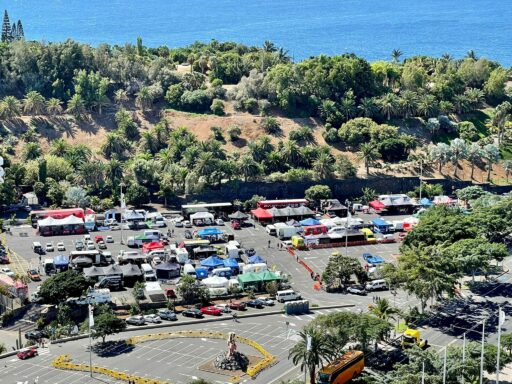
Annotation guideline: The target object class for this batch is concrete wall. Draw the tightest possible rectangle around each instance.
[182,177,512,203]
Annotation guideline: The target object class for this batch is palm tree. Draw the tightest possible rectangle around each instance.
[453,94,471,114]
[491,101,512,146]
[441,53,453,62]
[339,96,356,121]
[370,298,398,321]
[101,132,129,159]
[391,49,403,63]
[263,150,282,173]
[467,143,483,180]
[358,97,377,118]
[46,98,63,116]
[358,143,381,176]
[1,96,21,120]
[23,142,42,161]
[135,86,154,112]
[238,155,261,182]
[464,88,485,111]
[107,158,123,182]
[114,89,129,106]
[416,94,438,118]
[466,49,477,60]
[429,143,452,174]
[23,91,46,115]
[156,148,175,172]
[378,93,399,120]
[281,140,300,167]
[483,144,500,182]
[140,131,158,154]
[262,40,277,53]
[449,138,468,178]
[288,327,336,384]
[50,138,69,157]
[399,90,418,119]
[66,94,87,121]
[502,160,512,183]
[313,152,335,180]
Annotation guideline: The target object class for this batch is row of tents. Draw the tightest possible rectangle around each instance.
[251,205,316,222]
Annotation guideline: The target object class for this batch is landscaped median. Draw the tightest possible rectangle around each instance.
[51,330,277,384]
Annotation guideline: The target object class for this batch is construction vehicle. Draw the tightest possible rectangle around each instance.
[401,328,428,349]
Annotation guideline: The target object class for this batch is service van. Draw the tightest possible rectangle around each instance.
[141,263,157,281]
[183,263,197,278]
[95,276,123,290]
[365,279,388,291]
[276,290,301,303]
[32,242,43,254]
[265,225,277,236]
[144,230,162,241]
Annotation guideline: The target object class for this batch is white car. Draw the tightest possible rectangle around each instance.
[0,267,14,277]
[183,220,192,228]
[215,219,225,226]
[143,314,162,323]
[258,297,275,306]
[57,242,65,251]
[174,221,183,228]
[152,257,162,266]
[86,241,95,250]
[110,224,120,231]
[106,236,114,243]
[215,304,232,313]
[126,315,145,326]
[45,242,54,252]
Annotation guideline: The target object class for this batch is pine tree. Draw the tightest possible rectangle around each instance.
[1,10,11,42]
[16,20,24,39]
[10,23,16,40]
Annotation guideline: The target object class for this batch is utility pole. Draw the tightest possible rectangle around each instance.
[480,319,486,384]
[462,332,466,384]
[119,182,125,245]
[497,307,505,384]
[443,346,447,384]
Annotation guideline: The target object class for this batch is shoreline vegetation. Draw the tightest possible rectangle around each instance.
[0,36,510,208]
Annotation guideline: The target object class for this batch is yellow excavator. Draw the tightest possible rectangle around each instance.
[401,328,428,349]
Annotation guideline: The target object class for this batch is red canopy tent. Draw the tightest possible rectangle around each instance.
[251,207,273,222]
[369,200,385,211]
[142,241,165,254]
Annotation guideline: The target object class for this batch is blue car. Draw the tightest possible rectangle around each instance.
[362,253,385,265]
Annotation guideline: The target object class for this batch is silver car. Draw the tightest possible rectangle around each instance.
[143,314,162,323]
[126,315,145,326]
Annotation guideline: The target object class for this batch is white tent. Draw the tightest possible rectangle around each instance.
[209,287,228,296]
[59,215,84,225]
[38,216,58,227]
[190,212,214,221]
[202,276,229,288]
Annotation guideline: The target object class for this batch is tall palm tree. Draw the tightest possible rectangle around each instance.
[50,138,69,157]
[399,90,418,119]
[370,298,398,321]
[358,97,377,118]
[262,40,277,53]
[464,88,485,111]
[238,155,261,182]
[491,101,512,146]
[313,152,335,180]
[102,132,129,159]
[429,143,452,174]
[441,53,453,62]
[281,140,300,167]
[503,160,512,183]
[263,150,282,173]
[135,86,154,112]
[483,144,500,182]
[66,94,87,121]
[378,93,399,120]
[46,98,63,116]
[453,94,471,114]
[358,143,381,176]
[466,50,477,60]
[417,94,438,118]
[467,143,483,180]
[107,158,123,182]
[114,89,129,106]
[288,327,336,384]
[449,138,468,178]
[339,96,356,121]
[23,91,46,115]
[140,131,158,154]
[1,96,21,120]
[391,49,403,63]
[156,148,175,172]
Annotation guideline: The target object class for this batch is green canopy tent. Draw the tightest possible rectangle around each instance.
[237,271,280,291]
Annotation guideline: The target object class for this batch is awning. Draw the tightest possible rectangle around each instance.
[195,268,209,279]
[293,206,315,216]
[120,264,142,277]
[228,211,249,220]
[202,276,229,288]
[369,200,386,210]
[237,271,280,284]
[142,241,165,253]
[155,262,180,272]
[251,208,273,219]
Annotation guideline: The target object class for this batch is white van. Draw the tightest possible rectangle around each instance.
[276,290,301,303]
[144,230,161,241]
[183,264,196,278]
[141,263,157,281]
[266,225,277,236]
[365,279,388,291]
[147,250,167,259]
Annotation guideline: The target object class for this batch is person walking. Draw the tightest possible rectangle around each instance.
[268,240,271,248]
[232,312,238,322]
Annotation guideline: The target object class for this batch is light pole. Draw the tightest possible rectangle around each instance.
[480,319,486,384]
[345,208,351,258]
[119,182,126,245]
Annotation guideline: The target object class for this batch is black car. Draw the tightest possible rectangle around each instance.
[184,230,193,239]
[25,330,43,341]
[182,308,203,318]
[245,300,264,309]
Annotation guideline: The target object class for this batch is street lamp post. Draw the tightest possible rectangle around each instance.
[119,182,126,245]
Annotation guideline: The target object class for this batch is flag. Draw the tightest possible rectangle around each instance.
[306,335,312,351]
[500,309,506,326]
[88,304,94,328]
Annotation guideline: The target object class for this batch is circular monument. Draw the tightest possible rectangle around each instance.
[213,332,249,371]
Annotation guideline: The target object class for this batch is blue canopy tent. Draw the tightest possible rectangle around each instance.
[420,198,433,207]
[200,255,225,270]
[371,218,393,234]
[248,255,266,264]
[53,255,69,272]
[223,258,239,269]
[300,218,321,226]
[195,268,209,279]
[197,227,224,240]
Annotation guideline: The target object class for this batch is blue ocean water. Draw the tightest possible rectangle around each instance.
[5,0,512,65]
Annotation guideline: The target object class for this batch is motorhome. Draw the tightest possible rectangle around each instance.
[141,263,157,281]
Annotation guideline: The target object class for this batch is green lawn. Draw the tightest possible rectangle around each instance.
[462,109,492,137]
[500,143,512,160]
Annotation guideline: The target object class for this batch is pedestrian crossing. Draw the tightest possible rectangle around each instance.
[279,307,350,322]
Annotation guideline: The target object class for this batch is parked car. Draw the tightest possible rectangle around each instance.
[215,219,224,226]
[95,236,104,243]
[204,218,212,225]
[86,241,95,250]
[27,269,41,281]
[195,219,204,226]
[174,221,183,228]
[57,242,65,251]
[183,221,192,228]
[258,297,275,306]
[157,309,177,321]
[0,254,8,264]
[362,253,385,266]
[228,301,246,311]
[25,330,43,340]
[126,316,145,326]
[1,267,14,277]
[215,304,232,313]
[143,314,162,323]
[245,300,264,309]
[97,241,107,250]
[398,232,407,241]
[184,230,193,239]
[110,224,120,230]
[45,242,54,252]
[182,308,203,318]
[106,235,114,243]
[346,284,367,295]
[152,256,162,266]
[17,347,38,360]
[75,240,84,251]
[200,306,222,316]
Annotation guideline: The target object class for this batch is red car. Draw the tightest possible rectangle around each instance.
[231,221,241,230]
[94,236,104,243]
[17,347,38,360]
[228,301,246,311]
[200,306,222,316]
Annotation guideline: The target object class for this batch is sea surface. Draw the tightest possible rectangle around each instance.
[5,0,512,65]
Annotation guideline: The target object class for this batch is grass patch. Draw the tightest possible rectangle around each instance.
[433,131,458,144]
[500,143,512,160]
[460,109,492,137]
